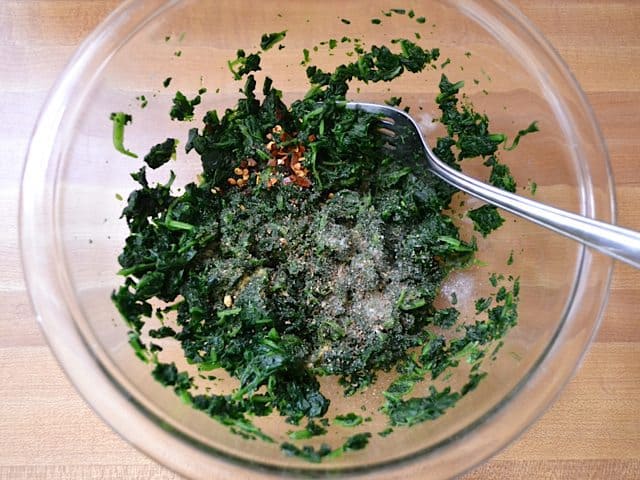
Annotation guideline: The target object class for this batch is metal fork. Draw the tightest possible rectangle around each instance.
[348,102,640,269]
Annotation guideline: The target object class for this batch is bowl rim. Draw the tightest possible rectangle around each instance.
[20,0,614,478]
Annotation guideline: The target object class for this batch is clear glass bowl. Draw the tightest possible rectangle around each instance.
[20,0,613,478]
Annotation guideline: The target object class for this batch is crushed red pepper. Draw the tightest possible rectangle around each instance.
[227,125,312,189]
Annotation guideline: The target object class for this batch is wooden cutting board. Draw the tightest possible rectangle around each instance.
[1,1,638,478]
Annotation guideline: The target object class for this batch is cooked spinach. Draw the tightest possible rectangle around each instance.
[143,138,176,169]
[260,31,287,51]
[227,49,262,80]
[288,420,328,440]
[169,91,202,121]
[334,413,364,427]
[109,112,138,158]
[111,22,536,462]
[505,121,539,151]
[468,204,505,237]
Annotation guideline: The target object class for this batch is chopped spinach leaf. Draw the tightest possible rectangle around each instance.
[228,49,262,80]
[432,307,460,329]
[343,432,372,451]
[505,121,539,150]
[334,412,364,427]
[260,30,287,51]
[384,386,460,427]
[385,96,402,106]
[144,138,176,169]
[288,420,328,440]
[281,442,333,463]
[169,91,201,121]
[468,205,505,237]
[109,112,138,158]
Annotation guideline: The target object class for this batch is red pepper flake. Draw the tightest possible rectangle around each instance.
[290,175,311,188]
[259,125,313,189]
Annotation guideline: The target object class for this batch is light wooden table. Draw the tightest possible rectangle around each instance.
[1,1,639,478]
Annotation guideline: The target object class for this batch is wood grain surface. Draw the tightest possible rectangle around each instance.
[1,1,639,478]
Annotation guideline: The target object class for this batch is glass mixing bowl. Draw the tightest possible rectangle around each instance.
[20,0,613,478]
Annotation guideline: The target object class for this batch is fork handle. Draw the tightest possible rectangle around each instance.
[427,150,640,269]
